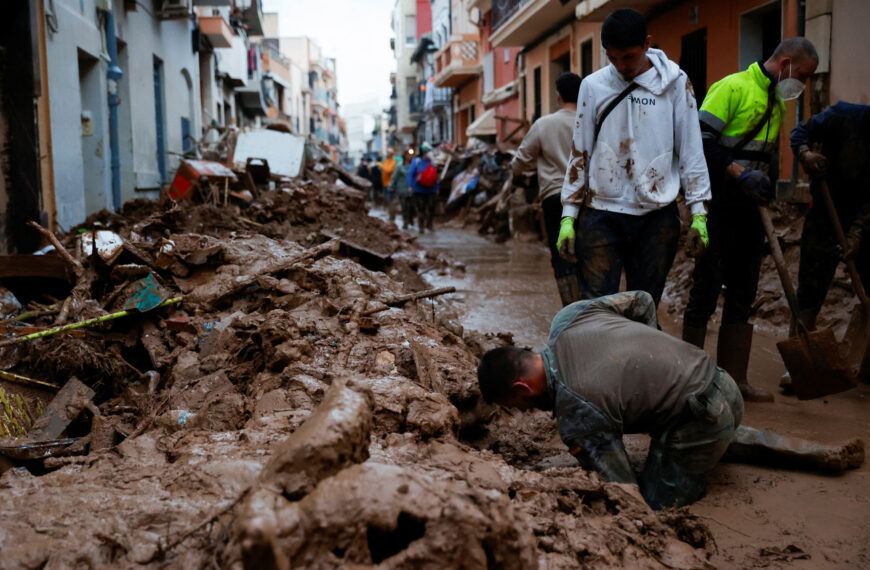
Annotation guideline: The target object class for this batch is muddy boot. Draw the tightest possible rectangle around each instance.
[779,371,795,395]
[555,275,581,306]
[682,324,707,350]
[717,323,774,402]
[724,426,865,472]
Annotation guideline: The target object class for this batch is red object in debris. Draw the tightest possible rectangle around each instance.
[165,317,197,334]
[169,160,238,201]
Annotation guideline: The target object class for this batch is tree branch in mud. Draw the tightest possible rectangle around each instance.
[361,286,457,316]
[27,221,91,325]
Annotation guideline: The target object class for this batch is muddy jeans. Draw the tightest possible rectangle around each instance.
[573,202,680,304]
[639,368,744,509]
[542,194,579,279]
[797,198,870,327]
[685,181,766,328]
[414,193,436,230]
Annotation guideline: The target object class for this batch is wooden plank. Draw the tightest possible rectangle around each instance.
[0,255,71,281]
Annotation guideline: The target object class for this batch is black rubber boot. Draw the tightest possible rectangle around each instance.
[717,323,775,402]
[555,275,581,306]
[682,324,707,350]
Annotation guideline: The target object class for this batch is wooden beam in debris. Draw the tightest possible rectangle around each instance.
[0,255,72,281]
[320,230,392,272]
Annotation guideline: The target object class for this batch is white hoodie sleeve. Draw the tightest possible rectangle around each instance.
[560,79,597,219]
[672,73,711,215]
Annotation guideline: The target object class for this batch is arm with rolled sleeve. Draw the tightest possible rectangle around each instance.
[511,121,541,175]
[560,80,596,219]
[673,75,711,214]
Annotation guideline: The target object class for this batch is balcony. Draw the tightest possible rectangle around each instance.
[215,31,248,87]
[199,16,233,48]
[491,0,579,48]
[433,35,483,88]
[575,0,664,22]
[468,0,492,11]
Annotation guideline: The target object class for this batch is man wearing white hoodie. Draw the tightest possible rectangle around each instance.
[556,8,711,306]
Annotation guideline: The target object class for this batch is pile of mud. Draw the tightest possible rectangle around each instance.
[662,202,858,337]
[0,171,712,567]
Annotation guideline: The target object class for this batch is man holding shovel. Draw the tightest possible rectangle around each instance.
[682,38,819,402]
[790,103,870,334]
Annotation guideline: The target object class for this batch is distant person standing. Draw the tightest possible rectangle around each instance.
[407,142,440,233]
[381,148,398,190]
[556,8,711,308]
[356,157,370,184]
[369,156,384,204]
[386,149,412,226]
[512,72,582,305]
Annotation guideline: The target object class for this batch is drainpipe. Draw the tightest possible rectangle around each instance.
[790,0,806,189]
[104,10,123,211]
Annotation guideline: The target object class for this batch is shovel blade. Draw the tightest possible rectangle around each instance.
[123,273,171,313]
[777,328,858,400]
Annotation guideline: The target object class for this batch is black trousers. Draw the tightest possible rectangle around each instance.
[685,178,766,328]
[541,194,579,279]
[797,189,870,325]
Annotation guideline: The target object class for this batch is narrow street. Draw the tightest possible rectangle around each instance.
[419,220,870,567]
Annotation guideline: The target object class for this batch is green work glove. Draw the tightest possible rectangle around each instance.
[557,217,576,261]
[686,213,709,258]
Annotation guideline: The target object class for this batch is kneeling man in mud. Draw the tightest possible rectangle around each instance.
[477,291,864,510]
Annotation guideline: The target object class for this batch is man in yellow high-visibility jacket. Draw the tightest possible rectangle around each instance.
[682,38,818,402]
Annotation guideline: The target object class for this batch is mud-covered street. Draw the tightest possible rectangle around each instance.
[418,218,870,568]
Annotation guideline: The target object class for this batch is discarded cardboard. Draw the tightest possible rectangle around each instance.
[232,130,306,178]
[78,231,125,264]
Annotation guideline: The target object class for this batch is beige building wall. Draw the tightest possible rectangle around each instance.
[829,0,870,105]
[392,0,418,140]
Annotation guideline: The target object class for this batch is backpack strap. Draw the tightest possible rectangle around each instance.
[594,82,639,143]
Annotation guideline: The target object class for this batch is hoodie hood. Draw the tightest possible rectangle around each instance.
[631,48,681,96]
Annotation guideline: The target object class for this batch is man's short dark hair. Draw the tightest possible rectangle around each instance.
[477,346,534,404]
[771,37,819,64]
[556,72,582,105]
[601,8,647,50]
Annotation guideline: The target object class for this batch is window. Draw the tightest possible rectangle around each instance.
[405,15,416,46]
[533,66,542,121]
[581,39,593,77]
[470,104,476,123]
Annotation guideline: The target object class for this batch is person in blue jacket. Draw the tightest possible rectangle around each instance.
[407,142,440,233]
[790,102,870,334]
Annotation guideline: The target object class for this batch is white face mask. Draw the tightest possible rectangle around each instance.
[776,61,805,101]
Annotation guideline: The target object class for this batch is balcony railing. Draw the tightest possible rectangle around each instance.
[492,0,529,31]
[433,35,483,88]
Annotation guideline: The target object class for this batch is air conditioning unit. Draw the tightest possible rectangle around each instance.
[158,0,192,19]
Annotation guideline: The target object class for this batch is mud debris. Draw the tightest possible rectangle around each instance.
[0,145,713,568]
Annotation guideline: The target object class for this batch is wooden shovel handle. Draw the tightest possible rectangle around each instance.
[818,180,870,311]
[757,206,803,329]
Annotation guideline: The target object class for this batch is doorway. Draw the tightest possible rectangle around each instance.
[79,49,108,215]
[0,0,42,253]
[740,2,782,71]
[680,27,707,105]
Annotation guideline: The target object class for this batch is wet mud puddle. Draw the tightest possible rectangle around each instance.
[416,227,561,348]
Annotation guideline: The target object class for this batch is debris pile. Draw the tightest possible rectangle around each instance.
[0,132,712,568]
[433,142,542,243]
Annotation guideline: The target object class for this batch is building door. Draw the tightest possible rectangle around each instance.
[0,0,41,253]
[533,66,542,121]
[79,50,107,216]
[739,2,782,71]
[680,28,707,106]
[153,57,167,183]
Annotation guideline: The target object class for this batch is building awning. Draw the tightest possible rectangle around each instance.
[466,108,496,137]
[236,85,268,116]
[481,79,519,108]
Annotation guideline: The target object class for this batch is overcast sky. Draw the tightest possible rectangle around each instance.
[261,0,397,115]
